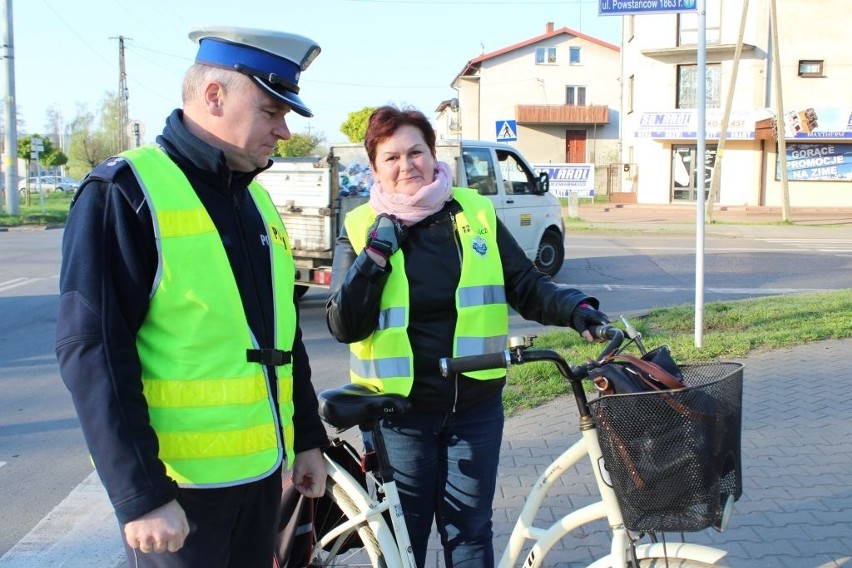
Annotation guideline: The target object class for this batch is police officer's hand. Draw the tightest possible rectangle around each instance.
[571,302,610,342]
[124,499,190,554]
[292,448,327,498]
[365,213,407,264]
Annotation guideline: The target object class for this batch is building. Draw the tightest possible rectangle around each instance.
[440,22,621,174]
[621,0,852,207]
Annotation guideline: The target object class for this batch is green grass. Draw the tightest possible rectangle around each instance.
[0,191,73,227]
[503,289,852,416]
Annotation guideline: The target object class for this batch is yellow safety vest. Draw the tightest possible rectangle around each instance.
[123,146,297,487]
[344,187,508,395]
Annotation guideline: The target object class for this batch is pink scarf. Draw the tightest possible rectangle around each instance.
[368,161,454,226]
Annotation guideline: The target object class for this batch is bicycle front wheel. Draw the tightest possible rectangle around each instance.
[307,476,389,567]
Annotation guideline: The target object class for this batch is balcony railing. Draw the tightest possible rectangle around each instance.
[516,104,609,125]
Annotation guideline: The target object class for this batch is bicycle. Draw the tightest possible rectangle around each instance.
[302,321,743,567]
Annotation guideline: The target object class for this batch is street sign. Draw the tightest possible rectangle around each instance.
[599,0,697,16]
[496,120,517,142]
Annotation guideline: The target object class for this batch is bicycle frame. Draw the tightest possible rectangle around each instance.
[319,450,418,567]
[316,326,733,567]
[498,421,728,568]
[321,420,728,568]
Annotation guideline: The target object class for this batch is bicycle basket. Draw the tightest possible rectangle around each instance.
[588,362,743,532]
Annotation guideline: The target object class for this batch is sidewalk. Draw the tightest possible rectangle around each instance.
[569,202,852,236]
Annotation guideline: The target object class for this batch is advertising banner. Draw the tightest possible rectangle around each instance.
[634,109,755,140]
[534,164,596,197]
[778,143,852,182]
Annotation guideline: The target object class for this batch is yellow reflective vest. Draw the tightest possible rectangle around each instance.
[344,187,508,395]
[123,146,297,487]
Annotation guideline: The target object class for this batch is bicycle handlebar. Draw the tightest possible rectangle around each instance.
[438,325,625,381]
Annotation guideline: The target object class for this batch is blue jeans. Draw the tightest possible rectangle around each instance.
[379,393,504,568]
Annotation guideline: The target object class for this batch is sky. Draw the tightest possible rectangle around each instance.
[12,0,621,145]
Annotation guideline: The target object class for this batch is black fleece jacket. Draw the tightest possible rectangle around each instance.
[55,109,327,524]
[326,198,597,412]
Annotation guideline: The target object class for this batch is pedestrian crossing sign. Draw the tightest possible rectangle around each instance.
[496,120,517,142]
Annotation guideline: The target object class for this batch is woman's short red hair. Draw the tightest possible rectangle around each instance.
[364,105,437,168]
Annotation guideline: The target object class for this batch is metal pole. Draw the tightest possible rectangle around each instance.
[694,0,707,348]
[2,0,18,215]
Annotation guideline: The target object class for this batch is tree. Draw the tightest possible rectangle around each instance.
[66,92,122,179]
[274,132,326,157]
[17,134,68,176]
[340,107,376,143]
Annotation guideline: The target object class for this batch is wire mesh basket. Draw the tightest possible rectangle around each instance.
[588,362,743,532]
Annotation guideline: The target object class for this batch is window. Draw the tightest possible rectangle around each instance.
[566,86,586,106]
[678,0,721,45]
[535,47,557,64]
[798,60,824,77]
[627,15,635,42]
[462,148,497,196]
[677,64,721,108]
[569,46,581,65]
[497,150,537,196]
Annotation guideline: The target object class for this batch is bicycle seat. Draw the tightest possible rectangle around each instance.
[317,383,412,429]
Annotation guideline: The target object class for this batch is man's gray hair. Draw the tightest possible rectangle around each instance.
[182,64,243,103]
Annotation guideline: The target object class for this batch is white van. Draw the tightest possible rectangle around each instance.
[448,140,565,277]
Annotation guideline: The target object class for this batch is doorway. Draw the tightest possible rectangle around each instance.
[671,144,717,202]
[565,130,587,163]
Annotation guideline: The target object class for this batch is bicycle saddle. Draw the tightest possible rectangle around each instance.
[318,383,412,429]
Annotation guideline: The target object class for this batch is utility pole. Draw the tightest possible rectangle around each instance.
[706,0,749,224]
[111,35,131,152]
[2,0,19,215]
[768,0,791,222]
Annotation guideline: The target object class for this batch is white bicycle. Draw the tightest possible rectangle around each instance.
[301,323,743,567]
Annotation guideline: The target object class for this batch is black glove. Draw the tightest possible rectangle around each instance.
[365,213,408,261]
[571,302,610,336]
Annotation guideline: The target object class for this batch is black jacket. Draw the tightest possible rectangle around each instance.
[326,198,596,412]
[55,110,327,524]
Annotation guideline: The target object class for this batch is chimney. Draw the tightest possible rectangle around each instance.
[546,22,554,34]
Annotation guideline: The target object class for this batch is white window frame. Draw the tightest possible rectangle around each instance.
[535,47,557,64]
[566,85,586,106]
[569,46,582,65]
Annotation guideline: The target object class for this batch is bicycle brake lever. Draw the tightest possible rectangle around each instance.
[620,315,647,355]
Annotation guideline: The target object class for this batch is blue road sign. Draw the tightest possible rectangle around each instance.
[496,120,517,142]
[599,0,697,16]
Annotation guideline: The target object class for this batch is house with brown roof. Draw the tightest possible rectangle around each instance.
[439,22,621,169]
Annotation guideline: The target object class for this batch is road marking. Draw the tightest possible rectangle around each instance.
[0,472,124,567]
[0,278,42,293]
[563,283,839,295]
[759,238,852,254]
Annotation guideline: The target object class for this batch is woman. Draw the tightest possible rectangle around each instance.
[325,105,609,567]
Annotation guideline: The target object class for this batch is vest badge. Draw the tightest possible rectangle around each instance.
[472,236,488,255]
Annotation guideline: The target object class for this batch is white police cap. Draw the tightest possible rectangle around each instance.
[188,26,321,117]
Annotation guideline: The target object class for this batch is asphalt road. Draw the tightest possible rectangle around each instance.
[1,223,851,565]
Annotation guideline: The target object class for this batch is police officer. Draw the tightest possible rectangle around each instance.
[56,26,327,567]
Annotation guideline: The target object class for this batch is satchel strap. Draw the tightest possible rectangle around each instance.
[607,352,685,390]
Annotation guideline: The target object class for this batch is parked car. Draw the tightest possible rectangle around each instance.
[18,175,79,194]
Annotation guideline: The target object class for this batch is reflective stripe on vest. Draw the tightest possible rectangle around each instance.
[343,187,508,396]
[123,146,297,487]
